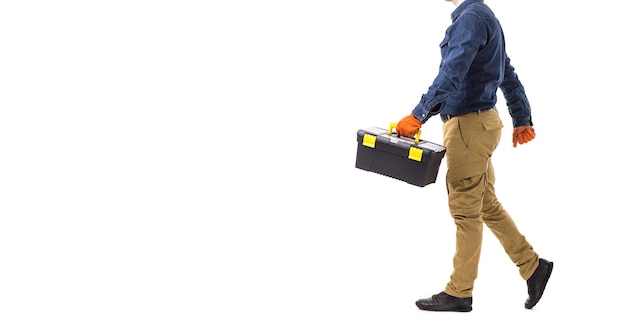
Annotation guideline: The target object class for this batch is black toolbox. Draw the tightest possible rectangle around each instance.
[355,124,446,187]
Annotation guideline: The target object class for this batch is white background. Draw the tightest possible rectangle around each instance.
[1,1,624,333]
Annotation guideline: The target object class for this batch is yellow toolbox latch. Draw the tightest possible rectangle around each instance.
[409,147,423,161]
[362,133,376,148]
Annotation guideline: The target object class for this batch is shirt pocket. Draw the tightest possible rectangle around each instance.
[439,36,450,48]
[482,118,503,131]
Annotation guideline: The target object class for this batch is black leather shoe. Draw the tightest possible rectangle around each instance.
[525,258,554,309]
[415,292,472,312]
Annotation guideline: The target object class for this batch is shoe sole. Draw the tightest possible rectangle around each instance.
[525,261,553,309]
[416,304,472,312]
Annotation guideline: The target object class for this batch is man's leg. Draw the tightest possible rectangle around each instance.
[444,173,487,298]
[481,160,538,280]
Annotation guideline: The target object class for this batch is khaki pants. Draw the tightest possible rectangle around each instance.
[442,109,538,298]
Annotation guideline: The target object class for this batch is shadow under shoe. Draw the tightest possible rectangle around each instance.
[525,258,554,309]
[415,292,472,312]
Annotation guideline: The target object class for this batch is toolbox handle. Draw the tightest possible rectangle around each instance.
[388,122,421,144]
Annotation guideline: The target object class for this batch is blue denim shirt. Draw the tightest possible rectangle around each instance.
[412,0,532,127]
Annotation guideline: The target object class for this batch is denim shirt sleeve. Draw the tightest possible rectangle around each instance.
[500,55,533,127]
[411,13,487,123]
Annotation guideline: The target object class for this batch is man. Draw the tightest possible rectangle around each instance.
[396,0,553,311]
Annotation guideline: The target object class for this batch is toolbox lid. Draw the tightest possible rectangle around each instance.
[358,127,446,153]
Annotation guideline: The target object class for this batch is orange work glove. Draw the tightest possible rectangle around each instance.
[396,114,422,138]
[512,126,535,147]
